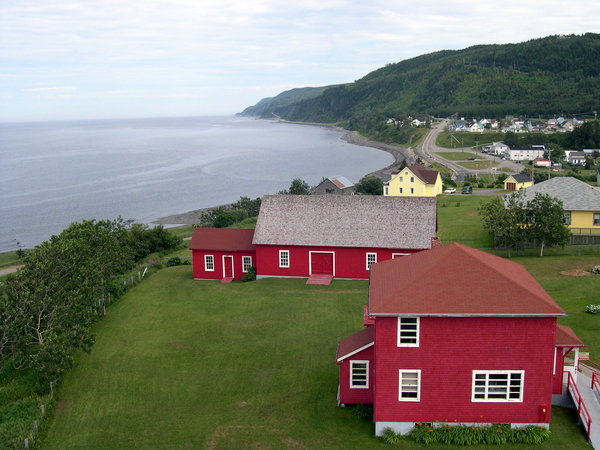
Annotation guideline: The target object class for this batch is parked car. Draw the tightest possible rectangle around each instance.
[444,188,456,194]
[461,186,473,194]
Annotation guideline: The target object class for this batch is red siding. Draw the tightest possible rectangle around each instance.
[374,316,556,425]
[255,245,421,280]
[191,249,256,280]
[552,349,566,395]
[338,346,375,405]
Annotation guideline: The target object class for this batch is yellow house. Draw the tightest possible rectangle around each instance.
[384,165,442,197]
[504,174,533,191]
[519,177,600,235]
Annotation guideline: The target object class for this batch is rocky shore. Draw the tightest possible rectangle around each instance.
[154,124,415,226]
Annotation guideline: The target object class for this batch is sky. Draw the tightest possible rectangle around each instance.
[1,0,600,122]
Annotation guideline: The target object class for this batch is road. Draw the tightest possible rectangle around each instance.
[415,119,524,180]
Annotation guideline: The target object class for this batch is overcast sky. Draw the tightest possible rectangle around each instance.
[1,0,599,122]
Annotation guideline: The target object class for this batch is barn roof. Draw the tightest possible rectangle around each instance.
[252,195,437,249]
[189,228,255,252]
[336,326,374,362]
[555,324,584,347]
[509,173,532,183]
[368,243,565,317]
[518,177,600,211]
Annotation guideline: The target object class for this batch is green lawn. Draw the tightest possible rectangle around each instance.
[436,195,495,248]
[457,160,499,170]
[436,131,505,149]
[41,271,593,449]
[437,151,477,161]
[0,250,24,269]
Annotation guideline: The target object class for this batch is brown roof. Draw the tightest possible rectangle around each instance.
[369,243,565,316]
[336,326,374,362]
[253,195,437,249]
[189,228,255,252]
[555,324,584,347]
[408,165,440,185]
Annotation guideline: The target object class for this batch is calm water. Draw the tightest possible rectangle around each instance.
[0,115,392,252]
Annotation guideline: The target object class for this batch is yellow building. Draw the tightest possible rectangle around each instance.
[504,174,534,191]
[519,177,600,235]
[384,165,442,197]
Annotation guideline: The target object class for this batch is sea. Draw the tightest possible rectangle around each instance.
[0,115,393,252]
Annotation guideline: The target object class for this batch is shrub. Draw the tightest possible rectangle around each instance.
[592,265,600,274]
[382,427,402,444]
[586,304,600,314]
[353,404,373,421]
[408,423,549,445]
[166,257,182,267]
[242,266,256,282]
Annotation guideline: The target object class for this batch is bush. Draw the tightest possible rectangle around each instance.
[242,266,256,282]
[408,423,549,445]
[353,404,373,421]
[586,304,600,314]
[592,265,600,274]
[166,257,182,267]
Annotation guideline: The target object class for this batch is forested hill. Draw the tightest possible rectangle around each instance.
[240,86,337,117]
[240,34,600,127]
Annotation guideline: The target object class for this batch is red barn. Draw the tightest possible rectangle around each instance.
[337,243,584,436]
[252,195,437,281]
[189,228,255,282]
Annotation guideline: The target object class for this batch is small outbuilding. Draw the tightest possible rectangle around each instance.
[504,173,533,191]
[312,176,355,195]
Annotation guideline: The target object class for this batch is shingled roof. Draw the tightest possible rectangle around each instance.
[252,195,437,249]
[509,173,533,183]
[336,326,374,362]
[189,228,255,251]
[555,324,584,347]
[518,177,600,211]
[407,165,439,185]
[368,243,565,316]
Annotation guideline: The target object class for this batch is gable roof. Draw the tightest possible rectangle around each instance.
[252,195,437,249]
[336,326,374,362]
[509,173,532,183]
[189,228,255,252]
[518,177,600,211]
[368,243,565,317]
[407,165,440,185]
[555,324,584,347]
[330,176,354,189]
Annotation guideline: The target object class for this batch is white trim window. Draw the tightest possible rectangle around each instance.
[399,370,421,401]
[242,256,252,273]
[204,254,214,271]
[472,371,524,402]
[397,317,419,347]
[384,186,389,195]
[392,253,410,259]
[410,187,414,194]
[350,360,369,389]
[279,250,290,268]
[366,252,377,270]
[594,213,600,226]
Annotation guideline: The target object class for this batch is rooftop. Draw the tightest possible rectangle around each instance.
[189,228,256,252]
[518,177,600,211]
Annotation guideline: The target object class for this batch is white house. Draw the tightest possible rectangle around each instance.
[506,147,545,161]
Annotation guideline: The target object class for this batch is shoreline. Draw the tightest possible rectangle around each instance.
[154,119,415,226]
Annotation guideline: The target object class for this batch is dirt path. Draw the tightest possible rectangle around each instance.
[0,265,22,276]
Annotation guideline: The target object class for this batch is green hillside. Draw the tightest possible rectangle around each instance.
[240,85,338,117]
[242,34,600,133]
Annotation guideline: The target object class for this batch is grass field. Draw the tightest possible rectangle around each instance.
[41,270,593,449]
[436,131,504,149]
[0,250,24,269]
[457,160,499,170]
[437,151,477,161]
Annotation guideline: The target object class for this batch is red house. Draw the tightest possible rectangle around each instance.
[337,243,584,436]
[252,195,437,281]
[189,228,255,282]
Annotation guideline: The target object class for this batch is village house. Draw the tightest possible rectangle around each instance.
[336,243,584,436]
[567,151,586,166]
[312,176,355,195]
[504,173,533,191]
[518,177,600,238]
[506,147,545,161]
[384,165,442,197]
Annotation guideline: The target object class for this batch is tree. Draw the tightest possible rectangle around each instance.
[478,192,528,257]
[288,178,311,195]
[526,193,571,256]
[354,175,383,195]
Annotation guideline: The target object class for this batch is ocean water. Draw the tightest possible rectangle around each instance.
[0,115,392,252]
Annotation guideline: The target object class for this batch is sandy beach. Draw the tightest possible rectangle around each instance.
[154,126,415,226]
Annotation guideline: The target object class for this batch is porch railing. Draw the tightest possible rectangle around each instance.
[567,371,592,440]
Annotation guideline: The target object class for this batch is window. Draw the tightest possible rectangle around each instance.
[399,187,403,194]
[563,211,571,225]
[366,252,377,270]
[410,177,414,183]
[594,213,600,226]
[397,317,419,347]
[279,250,290,268]
[392,253,410,259]
[242,256,252,272]
[472,371,524,402]
[384,186,389,195]
[399,370,420,401]
[410,188,414,194]
[204,255,214,271]
[399,176,403,182]
[350,361,369,388]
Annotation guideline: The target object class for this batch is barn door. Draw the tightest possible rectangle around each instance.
[506,182,516,190]
[223,256,234,278]
[311,252,334,275]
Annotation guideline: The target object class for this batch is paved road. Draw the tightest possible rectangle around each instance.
[0,265,22,276]
[415,119,525,180]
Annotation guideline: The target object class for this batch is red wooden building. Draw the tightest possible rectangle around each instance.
[189,228,255,282]
[252,195,437,281]
[337,243,584,436]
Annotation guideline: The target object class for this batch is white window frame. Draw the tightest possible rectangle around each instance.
[204,254,214,271]
[242,256,252,273]
[366,252,377,270]
[398,370,421,401]
[279,250,290,268]
[471,370,524,402]
[399,187,403,194]
[399,176,403,182]
[410,176,414,183]
[563,211,571,225]
[350,360,369,389]
[410,187,414,194]
[392,253,410,259]
[397,317,419,347]
[594,213,600,226]
[384,186,389,196]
